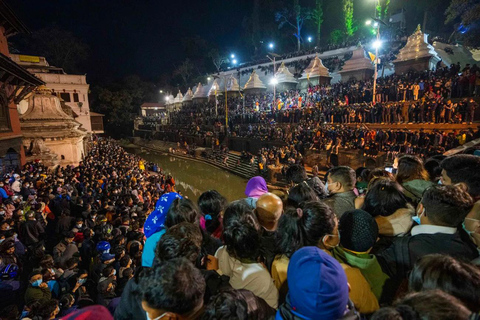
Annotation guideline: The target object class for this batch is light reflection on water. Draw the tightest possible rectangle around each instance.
[133,150,248,202]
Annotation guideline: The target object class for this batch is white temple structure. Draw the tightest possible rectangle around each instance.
[208,79,223,98]
[339,46,374,81]
[192,82,208,102]
[226,75,240,97]
[274,62,298,91]
[182,88,194,104]
[394,25,441,74]
[299,56,331,88]
[19,86,87,167]
[173,90,183,108]
[243,70,266,93]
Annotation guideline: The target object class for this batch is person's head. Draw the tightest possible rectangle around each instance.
[424,158,444,183]
[396,155,429,184]
[339,210,378,252]
[286,164,308,185]
[140,258,205,319]
[29,269,43,286]
[277,201,338,258]
[165,198,200,228]
[286,247,349,319]
[154,222,202,266]
[244,176,268,198]
[440,155,480,199]
[64,231,75,244]
[32,299,59,320]
[255,192,283,231]
[287,183,319,208]
[326,166,356,194]
[362,179,409,217]
[201,289,275,320]
[197,190,227,234]
[59,293,75,310]
[381,290,472,320]
[409,254,480,312]
[223,200,261,260]
[418,185,473,227]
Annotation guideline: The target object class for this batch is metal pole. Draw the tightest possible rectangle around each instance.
[225,76,228,134]
[273,57,276,111]
[373,25,380,104]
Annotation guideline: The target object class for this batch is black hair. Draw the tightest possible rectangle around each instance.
[119,254,131,267]
[362,179,409,217]
[393,290,471,320]
[424,158,442,182]
[102,265,114,277]
[276,201,336,258]
[287,183,319,208]
[421,185,473,227]
[327,166,356,190]
[31,299,58,320]
[371,305,418,320]
[65,257,79,269]
[198,190,227,235]
[409,254,480,312]
[222,200,260,260]
[139,258,205,315]
[122,268,134,278]
[201,289,275,320]
[165,198,200,228]
[154,222,202,265]
[285,164,308,184]
[440,154,480,198]
[396,155,429,184]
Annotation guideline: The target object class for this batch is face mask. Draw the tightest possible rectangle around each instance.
[31,279,42,287]
[76,224,83,228]
[145,311,167,320]
[112,269,116,276]
[78,278,87,285]
[413,207,425,225]
[0,239,4,244]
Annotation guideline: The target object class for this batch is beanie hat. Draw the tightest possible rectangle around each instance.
[339,210,378,252]
[144,192,182,238]
[287,246,349,319]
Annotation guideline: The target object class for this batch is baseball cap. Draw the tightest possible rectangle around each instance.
[287,247,349,319]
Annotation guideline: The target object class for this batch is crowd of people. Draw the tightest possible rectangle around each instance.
[1,137,480,320]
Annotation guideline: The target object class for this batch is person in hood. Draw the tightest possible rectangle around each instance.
[276,246,359,320]
[244,176,268,208]
[24,269,51,305]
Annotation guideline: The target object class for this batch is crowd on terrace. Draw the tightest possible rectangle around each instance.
[1,137,480,320]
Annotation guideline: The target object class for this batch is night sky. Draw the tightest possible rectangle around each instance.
[10,0,250,82]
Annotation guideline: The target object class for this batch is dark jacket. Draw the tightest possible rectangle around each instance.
[114,277,145,320]
[377,230,479,280]
[276,296,359,320]
[323,191,356,218]
[19,220,44,246]
[260,229,277,272]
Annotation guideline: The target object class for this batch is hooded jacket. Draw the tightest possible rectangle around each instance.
[401,180,434,204]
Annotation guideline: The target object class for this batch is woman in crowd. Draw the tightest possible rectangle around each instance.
[395,155,434,204]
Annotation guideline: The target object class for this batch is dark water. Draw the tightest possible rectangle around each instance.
[132,149,248,202]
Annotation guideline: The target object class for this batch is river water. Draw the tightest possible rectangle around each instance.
[130,149,248,202]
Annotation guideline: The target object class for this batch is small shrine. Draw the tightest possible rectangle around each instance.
[339,46,374,81]
[182,88,194,104]
[226,75,240,97]
[243,70,266,94]
[192,82,208,102]
[173,90,183,108]
[394,25,441,74]
[208,79,223,101]
[299,56,331,89]
[19,86,87,167]
[275,62,298,91]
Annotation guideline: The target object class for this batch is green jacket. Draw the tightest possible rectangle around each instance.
[24,285,52,305]
[333,246,389,300]
[402,179,434,204]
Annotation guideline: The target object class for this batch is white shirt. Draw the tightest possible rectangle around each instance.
[215,246,279,308]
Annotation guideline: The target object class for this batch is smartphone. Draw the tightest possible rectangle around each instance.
[385,166,393,173]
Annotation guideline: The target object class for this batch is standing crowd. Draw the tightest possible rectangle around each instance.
[0,138,480,320]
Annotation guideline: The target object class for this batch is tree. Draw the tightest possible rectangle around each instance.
[275,0,312,51]
[15,26,89,73]
[208,49,228,72]
[376,0,391,20]
[343,0,356,37]
[330,29,344,45]
[173,59,195,87]
[445,0,480,48]
[312,0,324,47]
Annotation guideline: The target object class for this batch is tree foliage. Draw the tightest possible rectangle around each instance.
[275,0,312,51]
[445,0,480,48]
[343,0,356,37]
[208,49,228,72]
[173,59,195,87]
[312,0,324,47]
[376,0,391,20]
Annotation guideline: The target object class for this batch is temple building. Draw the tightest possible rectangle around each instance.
[339,46,374,81]
[394,25,441,74]
[299,56,331,89]
[19,86,87,167]
[0,1,44,172]
[275,62,298,91]
[11,54,103,134]
[243,70,266,94]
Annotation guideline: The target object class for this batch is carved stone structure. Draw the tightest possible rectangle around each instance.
[299,56,331,89]
[20,86,87,167]
[339,46,374,81]
[243,70,266,94]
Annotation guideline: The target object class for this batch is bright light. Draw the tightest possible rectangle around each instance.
[165,96,170,101]
[231,54,235,59]
[307,36,312,43]
[159,90,163,93]
[373,22,379,27]
[269,43,274,49]
[207,77,211,81]
[232,59,238,65]
[373,40,382,49]
[365,20,372,25]
[270,77,278,85]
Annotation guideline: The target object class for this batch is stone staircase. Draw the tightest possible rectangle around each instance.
[222,152,259,179]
